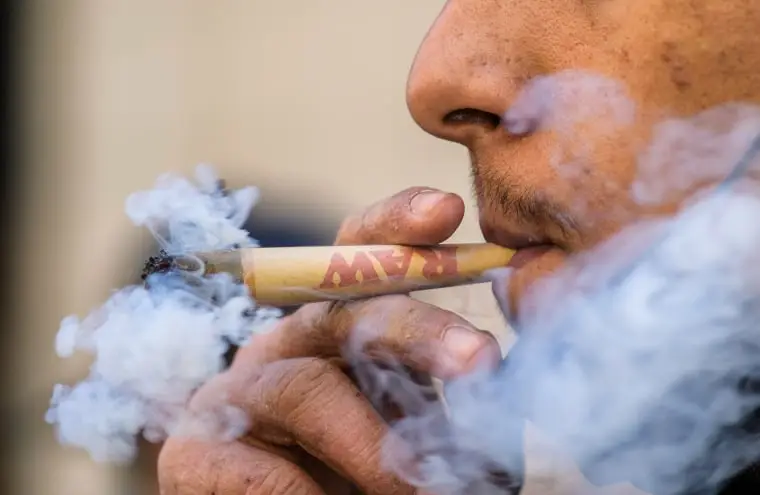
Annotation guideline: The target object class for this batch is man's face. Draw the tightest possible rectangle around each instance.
[407,0,760,318]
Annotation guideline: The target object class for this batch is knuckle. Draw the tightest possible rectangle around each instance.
[370,295,436,330]
[157,438,204,494]
[269,358,345,419]
[246,462,312,495]
[335,187,443,245]
[337,190,420,244]
[358,297,464,361]
[285,301,353,350]
[335,213,364,244]
[187,370,236,412]
[230,316,291,366]
[322,300,351,324]
[298,300,350,335]
[365,294,416,324]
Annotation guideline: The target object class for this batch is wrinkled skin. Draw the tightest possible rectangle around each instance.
[159,188,502,495]
[159,0,760,493]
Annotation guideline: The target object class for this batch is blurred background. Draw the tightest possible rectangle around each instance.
[9,2,504,494]
[5,2,638,495]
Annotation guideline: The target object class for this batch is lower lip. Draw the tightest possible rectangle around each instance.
[506,245,554,269]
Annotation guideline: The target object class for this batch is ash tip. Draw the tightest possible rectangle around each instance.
[141,251,207,283]
[141,250,176,281]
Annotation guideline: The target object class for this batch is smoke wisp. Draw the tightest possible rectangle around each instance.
[43,71,760,495]
[364,74,760,495]
[45,165,281,463]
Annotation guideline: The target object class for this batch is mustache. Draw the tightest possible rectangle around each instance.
[471,165,580,240]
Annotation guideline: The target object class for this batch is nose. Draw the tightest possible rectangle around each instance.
[407,1,531,146]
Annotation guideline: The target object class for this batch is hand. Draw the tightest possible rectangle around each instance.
[157,187,502,495]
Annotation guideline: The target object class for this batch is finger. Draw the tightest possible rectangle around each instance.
[158,436,326,495]
[335,187,465,246]
[238,294,501,380]
[189,359,416,495]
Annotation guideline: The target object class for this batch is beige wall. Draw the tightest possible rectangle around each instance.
[13,2,511,494]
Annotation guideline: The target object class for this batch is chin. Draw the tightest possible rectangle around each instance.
[489,246,568,329]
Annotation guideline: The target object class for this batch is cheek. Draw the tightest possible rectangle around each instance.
[477,121,645,246]
[596,0,760,112]
[536,124,646,241]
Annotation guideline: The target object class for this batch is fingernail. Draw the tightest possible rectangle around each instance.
[442,326,501,373]
[410,190,446,216]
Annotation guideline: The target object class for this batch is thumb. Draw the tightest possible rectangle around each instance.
[335,187,465,246]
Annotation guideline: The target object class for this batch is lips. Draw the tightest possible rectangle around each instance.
[480,221,555,265]
[481,222,549,251]
[505,245,555,269]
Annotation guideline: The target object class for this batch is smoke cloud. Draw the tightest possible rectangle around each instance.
[45,165,281,463]
[369,73,760,495]
[45,71,760,495]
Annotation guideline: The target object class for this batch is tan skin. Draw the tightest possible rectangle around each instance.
[158,0,760,493]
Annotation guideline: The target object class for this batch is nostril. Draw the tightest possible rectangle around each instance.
[443,108,502,130]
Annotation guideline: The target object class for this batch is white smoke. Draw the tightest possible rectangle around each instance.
[45,165,281,463]
[43,70,760,495]
[373,74,760,495]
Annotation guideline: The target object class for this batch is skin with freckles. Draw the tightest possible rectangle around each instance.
[158,1,760,494]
